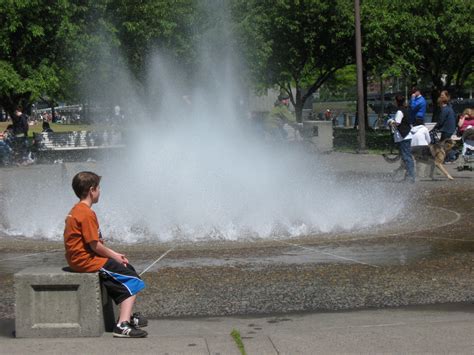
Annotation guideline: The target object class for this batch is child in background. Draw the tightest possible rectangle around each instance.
[457,108,474,135]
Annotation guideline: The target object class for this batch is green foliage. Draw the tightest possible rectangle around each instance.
[0,0,71,114]
[333,128,393,151]
[1,0,470,119]
[362,0,473,92]
[406,0,473,91]
[233,0,354,121]
[108,0,200,82]
[317,65,357,101]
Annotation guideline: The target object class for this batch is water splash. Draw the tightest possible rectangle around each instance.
[0,4,408,242]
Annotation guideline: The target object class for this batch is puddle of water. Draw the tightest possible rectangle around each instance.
[140,243,433,271]
[0,241,433,275]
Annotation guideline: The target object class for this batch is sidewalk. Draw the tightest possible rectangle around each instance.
[1,304,474,354]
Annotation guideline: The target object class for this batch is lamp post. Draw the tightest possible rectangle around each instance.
[354,0,366,151]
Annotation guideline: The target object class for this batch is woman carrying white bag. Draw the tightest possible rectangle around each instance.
[388,95,415,183]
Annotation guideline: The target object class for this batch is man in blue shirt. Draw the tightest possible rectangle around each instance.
[409,87,427,125]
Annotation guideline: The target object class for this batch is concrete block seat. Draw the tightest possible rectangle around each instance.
[302,120,333,152]
[14,266,117,338]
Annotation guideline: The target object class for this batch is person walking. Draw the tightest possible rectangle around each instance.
[389,95,415,182]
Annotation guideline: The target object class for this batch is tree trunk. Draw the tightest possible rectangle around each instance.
[50,101,56,123]
[363,67,369,130]
[295,87,303,123]
[379,75,385,122]
[431,89,440,123]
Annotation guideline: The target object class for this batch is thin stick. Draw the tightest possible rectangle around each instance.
[139,247,175,276]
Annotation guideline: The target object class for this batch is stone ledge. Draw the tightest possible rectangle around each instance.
[15,266,115,338]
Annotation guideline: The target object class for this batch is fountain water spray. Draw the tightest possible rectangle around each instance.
[0,5,408,242]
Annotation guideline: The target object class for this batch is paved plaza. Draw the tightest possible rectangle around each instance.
[0,152,473,353]
[1,304,474,354]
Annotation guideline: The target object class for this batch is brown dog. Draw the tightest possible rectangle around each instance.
[384,139,455,180]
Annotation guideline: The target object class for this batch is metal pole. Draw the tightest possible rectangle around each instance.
[354,0,366,151]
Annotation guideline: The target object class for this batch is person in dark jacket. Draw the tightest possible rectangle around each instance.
[11,106,29,163]
[12,106,29,137]
[434,90,456,142]
[42,121,54,133]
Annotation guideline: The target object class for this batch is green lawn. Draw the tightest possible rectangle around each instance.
[1,121,99,134]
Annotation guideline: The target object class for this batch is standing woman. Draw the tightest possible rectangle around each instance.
[434,90,456,141]
[389,95,415,183]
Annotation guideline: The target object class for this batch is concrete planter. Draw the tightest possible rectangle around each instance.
[302,121,333,152]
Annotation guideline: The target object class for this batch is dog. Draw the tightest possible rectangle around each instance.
[383,139,455,180]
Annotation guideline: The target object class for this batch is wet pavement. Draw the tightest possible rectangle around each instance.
[2,304,474,354]
[0,152,473,320]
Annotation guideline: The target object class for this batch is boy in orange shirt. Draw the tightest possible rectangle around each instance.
[64,171,148,338]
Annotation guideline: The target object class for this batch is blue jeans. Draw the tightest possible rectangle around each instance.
[398,139,415,181]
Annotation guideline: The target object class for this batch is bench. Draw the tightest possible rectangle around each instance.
[33,130,125,162]
[15,267,117,338]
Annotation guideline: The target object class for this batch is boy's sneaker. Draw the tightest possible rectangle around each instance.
[113,321,148,338]
[131,312,148,328]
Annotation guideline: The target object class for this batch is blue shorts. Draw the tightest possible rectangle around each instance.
[99,259,146,304]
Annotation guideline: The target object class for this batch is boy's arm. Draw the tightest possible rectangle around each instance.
[89,241,129,265]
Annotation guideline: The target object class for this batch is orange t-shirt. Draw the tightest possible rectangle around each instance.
[63,203,107,272]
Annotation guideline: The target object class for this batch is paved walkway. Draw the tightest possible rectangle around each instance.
[1,304,474,354]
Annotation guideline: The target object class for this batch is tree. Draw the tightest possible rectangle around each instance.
[106,0,201,90]
[405,0,473,119]
[234,0,354,122]
[317,65,356,101]
[0,0,73,117]
[361,0,474,120]
[60,0,123,114]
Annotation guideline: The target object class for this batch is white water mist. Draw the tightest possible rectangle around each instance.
[0,4,408,242]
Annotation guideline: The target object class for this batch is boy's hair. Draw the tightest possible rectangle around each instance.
[72,171,101,199]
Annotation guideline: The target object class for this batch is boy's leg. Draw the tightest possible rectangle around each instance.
[99,259,146,326]
[118,295,136,323]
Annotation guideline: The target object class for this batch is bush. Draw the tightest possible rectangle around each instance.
[333,128,393,151]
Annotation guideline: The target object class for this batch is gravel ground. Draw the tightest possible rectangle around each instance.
[1,153,473,319]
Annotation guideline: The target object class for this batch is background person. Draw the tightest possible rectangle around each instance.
[433,91,457,162]
[11,106,29,164]
[409,87,427,125]
[389,95,415,182]
[410,120,431,146]
[457,108,474,135]
[0,130,12,165]
[434,90,456,142]
[265,92,297,141]
[42,121,54,133]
